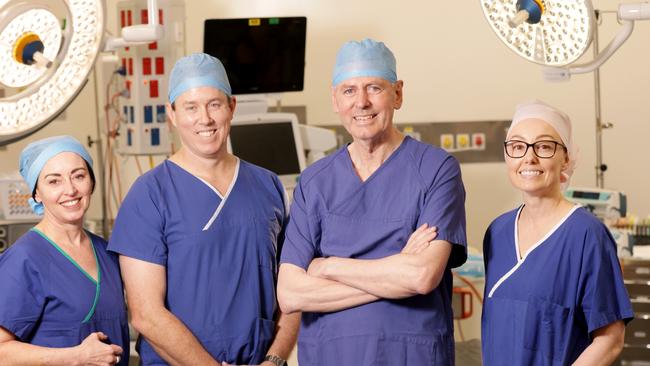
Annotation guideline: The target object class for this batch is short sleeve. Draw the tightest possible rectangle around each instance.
[417,155,467,268]
[273,175,290,267]
[579,226,634,333]
[108,177,167,266]
[279,181,318,270]
[0,248,44,340]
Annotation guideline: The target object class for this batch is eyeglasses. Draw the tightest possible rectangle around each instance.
[504,140,567,159]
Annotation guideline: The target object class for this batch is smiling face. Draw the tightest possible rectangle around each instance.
[34,152,93,226]
[167,86,236,160]
[331,76,403,143]
[505,118,569,198]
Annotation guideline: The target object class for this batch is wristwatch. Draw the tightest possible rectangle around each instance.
[264,354,287,366]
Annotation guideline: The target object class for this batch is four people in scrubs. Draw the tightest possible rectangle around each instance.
[0,136,128,365]
[481,101,634,365]
[0,39,635,366]
[277,39,468,365]
[108,53,299,365]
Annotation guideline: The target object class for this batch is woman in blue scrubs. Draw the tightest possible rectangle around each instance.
[481,101,633,365]
[0,136,128,365]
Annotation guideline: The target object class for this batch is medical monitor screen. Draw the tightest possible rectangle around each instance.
[203,17,307,95]
[230,122,301,176]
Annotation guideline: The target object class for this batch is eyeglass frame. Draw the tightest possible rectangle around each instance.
[503,139,567,159]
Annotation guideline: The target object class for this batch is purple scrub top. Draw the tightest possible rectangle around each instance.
[109,159,287,365]
[281,136,467,365]
[0,230,129,365]
[482,206,634,365]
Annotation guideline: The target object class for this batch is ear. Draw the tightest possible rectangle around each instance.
[393,80,404,110]
[331,86,340,113]
[166,102,177,127]
[229,96,237,114]
[33,188,41,204]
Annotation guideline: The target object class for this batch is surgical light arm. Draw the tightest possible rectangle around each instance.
[104,0,164,51]
[544,2,650,81]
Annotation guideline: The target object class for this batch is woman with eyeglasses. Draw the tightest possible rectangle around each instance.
[481,101,633,365]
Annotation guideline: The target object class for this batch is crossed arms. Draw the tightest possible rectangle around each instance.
[277,224,452,314]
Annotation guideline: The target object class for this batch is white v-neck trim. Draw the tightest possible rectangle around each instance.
[199,158,240,231]
[487,204,580,298]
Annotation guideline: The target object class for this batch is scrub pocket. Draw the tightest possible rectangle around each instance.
[199,317,275,365]
[320,213,411,258]
[34,326,76,347]
[523,297,572,362]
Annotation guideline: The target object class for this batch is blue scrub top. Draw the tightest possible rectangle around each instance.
[0,229,129,365]
[108,159,287,365]
[482,205,634,365]
[281,136,467,366]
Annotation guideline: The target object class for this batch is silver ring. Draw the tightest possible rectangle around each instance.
[116,355,121,364]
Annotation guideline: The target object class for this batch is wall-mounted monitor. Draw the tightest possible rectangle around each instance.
[203,17,307,95]
[228,113,306,189]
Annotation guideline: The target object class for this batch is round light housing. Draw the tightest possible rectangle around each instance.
[480,0,594,66]
[0,0,104,145]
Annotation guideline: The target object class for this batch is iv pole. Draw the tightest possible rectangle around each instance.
[593,10,606,188]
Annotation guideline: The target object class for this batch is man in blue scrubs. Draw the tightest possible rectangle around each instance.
[277,39,467,365]
[109,53,299,366]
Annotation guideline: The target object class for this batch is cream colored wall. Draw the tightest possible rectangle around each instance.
[157,0,650,247]
[2,0,649,352]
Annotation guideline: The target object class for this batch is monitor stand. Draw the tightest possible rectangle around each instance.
[233,97,268,116]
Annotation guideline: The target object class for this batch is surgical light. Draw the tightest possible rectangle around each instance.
[481,0,593,68]
[0,0,164,146]
[480,0,650,80]
[0,1,104,145]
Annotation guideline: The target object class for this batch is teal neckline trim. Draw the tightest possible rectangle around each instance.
[31,228,101,323]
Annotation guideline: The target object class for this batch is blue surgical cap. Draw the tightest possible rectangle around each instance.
[332,38,397,86]
[19,135,93,215]
[168,53,232,103]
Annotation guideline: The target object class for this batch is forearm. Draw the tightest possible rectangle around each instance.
[278,264,379,313]
[265,311,301,360]
[573,340,622,366]
[321,255,428,298]
[318,241,452,299]
[132,306,219,366]
[573,321,625,366]
[0,340,78,366]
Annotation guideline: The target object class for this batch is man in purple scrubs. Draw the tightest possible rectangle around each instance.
[277,39,467,365]
[109,53,299,366]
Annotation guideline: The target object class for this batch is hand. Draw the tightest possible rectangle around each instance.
[221,362,275,366]
[401,224,438,254]
[307,257,327,278]
[75,332,123,366]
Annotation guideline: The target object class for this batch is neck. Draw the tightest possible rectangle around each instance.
[171,147,236,180]
[521,191,573,219]
[36,217,86,248]
[349,128,404,166]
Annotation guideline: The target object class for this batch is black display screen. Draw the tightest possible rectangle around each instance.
[572,191,601,199]
[203,17,307,95]
[229,122,301,175]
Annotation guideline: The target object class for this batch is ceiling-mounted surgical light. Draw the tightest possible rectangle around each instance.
[481,0,594,68]
[0,0,104,145]
[480,0,650,81]
[0,0,164,146]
